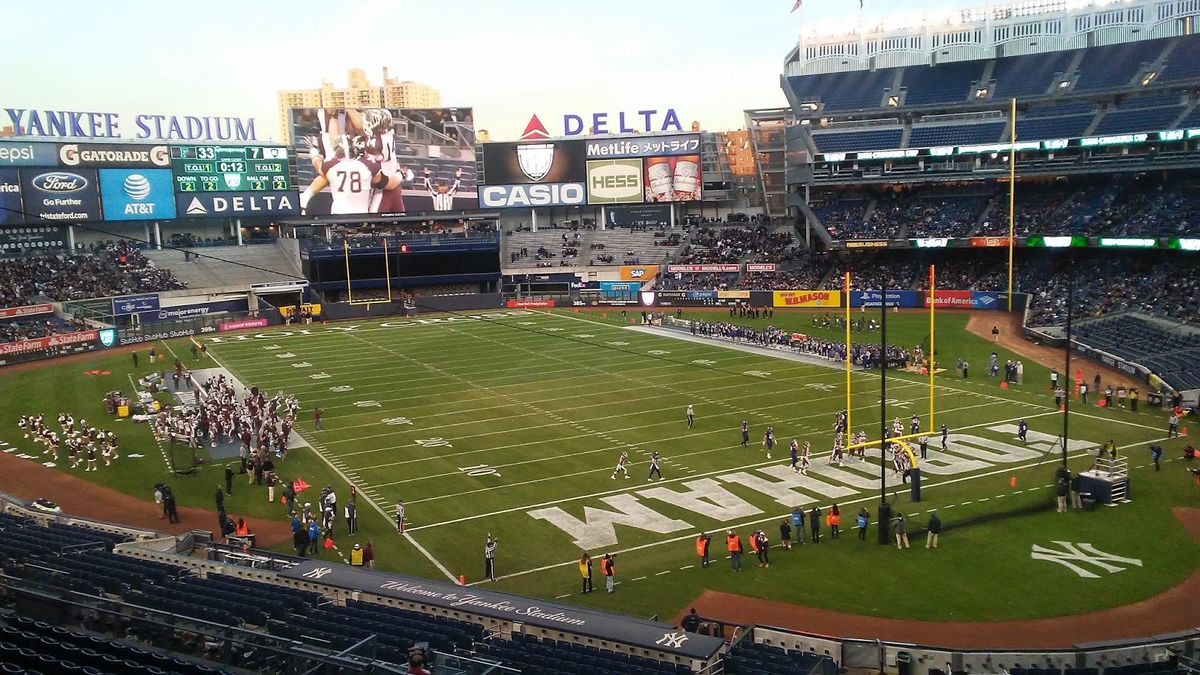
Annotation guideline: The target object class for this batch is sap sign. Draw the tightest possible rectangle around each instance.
[562,109,683,136]
[479,183,586,208]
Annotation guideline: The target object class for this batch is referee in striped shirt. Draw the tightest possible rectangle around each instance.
[424,167,461,211]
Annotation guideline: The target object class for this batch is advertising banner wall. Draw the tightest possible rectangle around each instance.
[479,183,585,208]
[291,107,476,215]
[850,290,920,308]
[175,191,298,218]
[586,159,643,204]
[773,290,842,308]
[745,263,777,273]
[136,298,249,323]
[98,168,177,221]
[643,155,701,202]
[0,168,23,225]
[923,290,973,308]
[619,265,658,281]
[506,299,555,308]
[483,139,587,185]
[58,143,171,168]
[112,294,160,316]
[0,141,59,166]
[0,303,54,319]
[605,204,670,229]
[666,264,740,273]
[219,317,269,332]
[584,134,702,159]
[19,168,101,222]
[0,330,98,357]
[970,291,1007,309]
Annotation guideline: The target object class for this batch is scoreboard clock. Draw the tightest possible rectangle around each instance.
[171,145,290,193]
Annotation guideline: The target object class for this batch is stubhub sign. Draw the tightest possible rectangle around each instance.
[479,183,585,208]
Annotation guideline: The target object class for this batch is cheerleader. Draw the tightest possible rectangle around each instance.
[85,444,98,472]
[800,440,812,475]
[892,417,904,438]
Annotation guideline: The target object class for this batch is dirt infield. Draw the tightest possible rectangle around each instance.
[0,449,294,548]
[676,506,1200,649]
[965,312,1142,391]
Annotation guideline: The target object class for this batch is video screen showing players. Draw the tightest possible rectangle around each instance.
[291,107,477,216]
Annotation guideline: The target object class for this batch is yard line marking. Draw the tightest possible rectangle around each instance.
[655,571,671,576]
[410,408,1074,529]
[632,576,647,581]
[204,340,458,583]
[679,565,694,570]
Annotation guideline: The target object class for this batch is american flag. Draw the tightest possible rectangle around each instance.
[791,0,802,10]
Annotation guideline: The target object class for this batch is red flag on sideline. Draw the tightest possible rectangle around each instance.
[324,537,333,549]
[293,478,311,493]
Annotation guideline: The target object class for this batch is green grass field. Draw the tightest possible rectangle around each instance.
[0,307,1195,625]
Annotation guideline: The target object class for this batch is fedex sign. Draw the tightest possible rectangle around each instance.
[560,109,684,136]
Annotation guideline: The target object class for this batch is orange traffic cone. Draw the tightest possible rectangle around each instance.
[1182,427,1189,437]
[1010,476,1017,488]
[999,381,1009,390]
[458,574,466,586]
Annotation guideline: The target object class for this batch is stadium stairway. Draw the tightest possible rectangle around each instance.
[142,241,304,289]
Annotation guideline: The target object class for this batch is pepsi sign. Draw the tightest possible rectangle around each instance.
[19,168,101,222]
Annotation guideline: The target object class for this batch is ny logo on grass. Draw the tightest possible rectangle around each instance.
[302,567,334,580]
[648,350,671,355]
[1030,541,1143,578]
[382,417,413,426]
[743,370,772,378]
[691,359,716,366]
[804,383,835,391]
[416,438,452,448]
[655,632,688,648]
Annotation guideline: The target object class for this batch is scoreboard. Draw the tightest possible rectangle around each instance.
[170,145,291,193]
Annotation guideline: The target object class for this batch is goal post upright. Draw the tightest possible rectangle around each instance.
[929,263,935,433]
[844,270,852,436]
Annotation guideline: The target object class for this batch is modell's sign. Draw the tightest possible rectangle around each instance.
[0,329,97,356]
[745,263,776,273]
[666,264,739,273]
[0,303,54,319]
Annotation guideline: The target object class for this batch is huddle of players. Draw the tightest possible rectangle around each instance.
[299,108,461,215]
[613,406,933,479]
[19,413,119,472]
[154,373,299,461]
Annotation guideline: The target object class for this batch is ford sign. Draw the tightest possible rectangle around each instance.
[32,172,88,193]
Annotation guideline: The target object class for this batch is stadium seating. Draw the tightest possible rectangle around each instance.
[788,68,894,111]
[141,241,302,289]
[901,61,985,106]
[1073,39,1165,91]
[1074,315,1200,391]
[724,641,838,675]
[0,242,185,308]
[811,127,904,153]
[989,49,1078,99]
[475,632,694,675]
[1158,34,1200,82]
[908,121,1006,148]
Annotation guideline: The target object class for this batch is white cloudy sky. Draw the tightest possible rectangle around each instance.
[5,0,982,141]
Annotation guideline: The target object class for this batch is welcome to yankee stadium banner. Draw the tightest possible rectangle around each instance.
[279,560,723,660]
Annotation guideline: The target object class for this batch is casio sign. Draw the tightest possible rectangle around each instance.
[480,183,585,208]
[32,172,87,193]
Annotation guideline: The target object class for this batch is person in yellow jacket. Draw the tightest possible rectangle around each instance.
[578,553,593,594]
[350,543,364,567]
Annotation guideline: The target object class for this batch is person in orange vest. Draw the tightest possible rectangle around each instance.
[828,504,842,539]
[601,553,615,593]
[695,532,711,568]
[725,530,742,571]
[234,518,250,537]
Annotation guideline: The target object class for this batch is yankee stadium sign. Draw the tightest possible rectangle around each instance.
[4,108,258,141]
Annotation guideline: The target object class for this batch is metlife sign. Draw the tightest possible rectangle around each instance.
[99,169,177,221]
[174,191,299,218]
[585,134,702,159]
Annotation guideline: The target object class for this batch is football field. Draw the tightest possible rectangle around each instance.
[195,307,1196,621]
